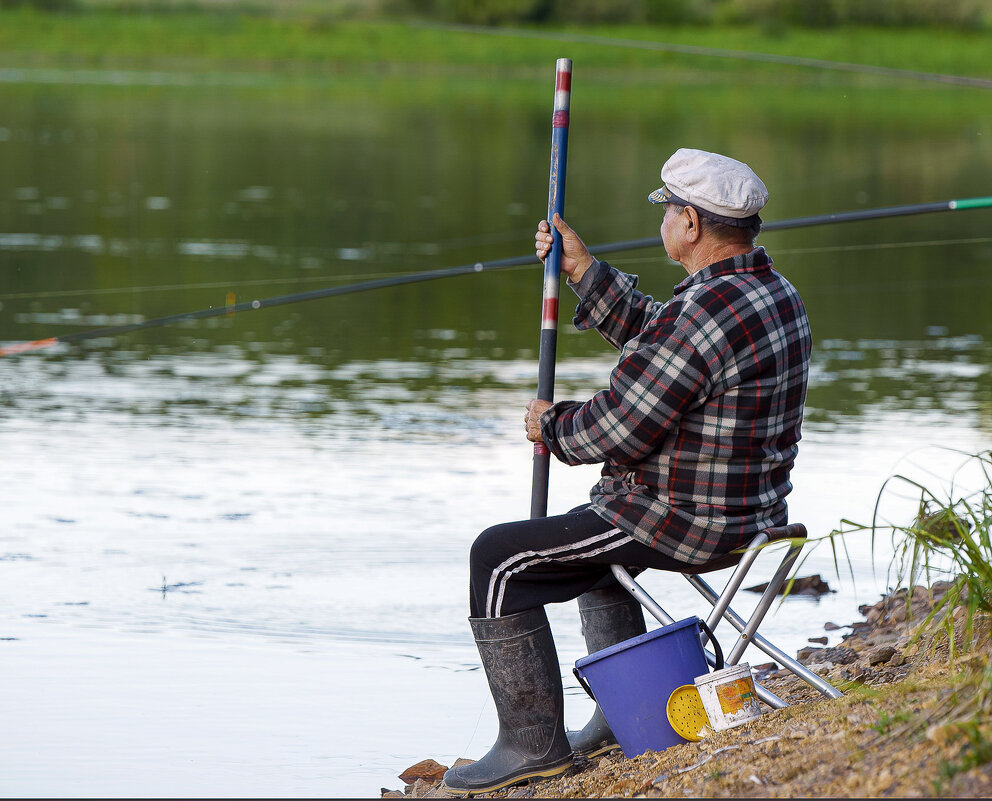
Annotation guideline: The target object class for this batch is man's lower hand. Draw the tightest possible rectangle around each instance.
[525,399,553,443]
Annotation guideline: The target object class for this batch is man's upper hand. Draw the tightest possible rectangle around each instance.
[534,214,595,283]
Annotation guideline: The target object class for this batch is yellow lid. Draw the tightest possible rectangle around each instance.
[666,684,712,742]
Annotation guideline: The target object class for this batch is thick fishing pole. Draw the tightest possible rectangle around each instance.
[1,195,990,358]
[530,57,571,520]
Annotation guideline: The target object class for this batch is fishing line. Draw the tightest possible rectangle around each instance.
[0,264,538,302]
[0,224,537,261]
[798,272,992,295]
[611,235,992,264]
[8,232,986,302]
[458,696,492,765]
[420,226,546,252]
[771,235,992,256]
[411,22,992,90]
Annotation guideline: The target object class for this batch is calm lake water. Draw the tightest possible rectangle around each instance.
[1,55,991,797]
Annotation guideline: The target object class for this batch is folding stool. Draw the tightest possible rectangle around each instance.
[609,523,843,708]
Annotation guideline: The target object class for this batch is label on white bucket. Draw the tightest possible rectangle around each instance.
[693,663,761,731]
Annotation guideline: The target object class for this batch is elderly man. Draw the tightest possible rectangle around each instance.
[442,149,811,796]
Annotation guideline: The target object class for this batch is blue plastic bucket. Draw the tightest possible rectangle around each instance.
[573,617,711,758]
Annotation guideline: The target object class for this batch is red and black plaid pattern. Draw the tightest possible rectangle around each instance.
[540,248,811,565]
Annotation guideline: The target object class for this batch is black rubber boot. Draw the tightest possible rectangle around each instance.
[441,608,573,797]
[568,585,647,761]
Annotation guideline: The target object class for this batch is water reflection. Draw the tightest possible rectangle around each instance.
[1,66,991,796]
[6,332,988,426]
[809,334,991,424]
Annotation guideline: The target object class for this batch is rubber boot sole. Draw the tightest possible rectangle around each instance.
[571,741,621,762]
[441,754,574,797]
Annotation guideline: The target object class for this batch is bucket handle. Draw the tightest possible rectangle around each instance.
[697,617,724,672]
[573,667,597,702]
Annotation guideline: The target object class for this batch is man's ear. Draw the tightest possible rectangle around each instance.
[684,206,701,242]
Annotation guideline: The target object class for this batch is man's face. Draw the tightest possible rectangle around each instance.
[660,203,683,264]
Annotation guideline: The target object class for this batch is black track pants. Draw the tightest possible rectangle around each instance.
[469,504,693,619]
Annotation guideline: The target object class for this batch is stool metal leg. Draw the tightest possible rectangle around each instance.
[687,575,843,700]
[610,564,674,626]
[704,538,804,666]
[700,533,769,639]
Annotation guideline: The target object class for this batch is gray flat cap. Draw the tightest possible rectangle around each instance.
[648,148,768,227]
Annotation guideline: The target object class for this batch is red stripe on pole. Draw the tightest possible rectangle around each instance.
[555,70,571,92]
[534,442,550,457]
[542,297,558,324]
[552,110,569,128]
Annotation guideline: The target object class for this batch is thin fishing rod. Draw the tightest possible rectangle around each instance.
[531,57,571,521]
[1,195,990,358]
[0,254,534,357]
[584,196,992,254]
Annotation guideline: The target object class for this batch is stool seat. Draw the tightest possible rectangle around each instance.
[677,523,808,575]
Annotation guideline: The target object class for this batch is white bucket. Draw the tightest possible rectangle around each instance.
[693,663,762,731]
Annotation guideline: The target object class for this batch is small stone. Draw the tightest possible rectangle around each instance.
[450,758,475,769]
[411,778,432,798]
[796,645,858,665]
[824,621,843,631]
[911,585,930,602]
[745,574,833,596]
[381,793,405,799]
[808,636,828,645]
[399,759,449,784]
[866,645,897,665]
[796,646,823,664]
[795,575,833,595]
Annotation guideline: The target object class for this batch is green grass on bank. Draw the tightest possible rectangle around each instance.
[1,6,991,84]
[820,449,992,781]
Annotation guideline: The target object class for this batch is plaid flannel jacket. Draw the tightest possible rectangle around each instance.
[540,248,811,564]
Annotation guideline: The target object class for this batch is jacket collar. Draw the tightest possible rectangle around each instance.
[673,247,772,296]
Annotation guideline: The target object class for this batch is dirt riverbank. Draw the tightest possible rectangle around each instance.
[385,582,992,798]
